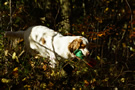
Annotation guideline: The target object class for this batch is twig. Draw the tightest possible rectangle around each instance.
[9,0,12,31]
[112,66,124,84]
[18,50,25,58]
[73,54,93,68]
[125,0,133,32]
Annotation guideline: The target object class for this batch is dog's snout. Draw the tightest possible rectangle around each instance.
[86,52,90,56]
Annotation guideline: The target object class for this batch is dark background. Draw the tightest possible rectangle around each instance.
[0,0,135,89]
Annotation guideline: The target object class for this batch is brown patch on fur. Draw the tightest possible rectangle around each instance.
[68,38,86,53]
[80,43,86,49]
[41,37,46,44]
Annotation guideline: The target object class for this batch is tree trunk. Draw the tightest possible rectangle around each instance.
[59,0,71,33]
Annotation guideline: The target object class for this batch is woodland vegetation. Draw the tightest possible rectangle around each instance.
[0,0,135,89]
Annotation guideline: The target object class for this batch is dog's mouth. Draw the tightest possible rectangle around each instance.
[74,49,89,60]
[74,49,84,59]
[80,48,90,56]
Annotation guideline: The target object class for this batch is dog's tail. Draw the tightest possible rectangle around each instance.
[5,31,24,39]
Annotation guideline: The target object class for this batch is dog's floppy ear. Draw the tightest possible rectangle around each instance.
[68,38,82,53]
[40,37,46,44]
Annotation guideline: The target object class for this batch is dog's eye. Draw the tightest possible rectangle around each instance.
[80,44,86,48]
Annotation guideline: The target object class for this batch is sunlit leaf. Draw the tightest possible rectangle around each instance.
[104,7,109,13]
[84,80,89,86]
[17,39,24,44]
[12,52,16,59]
[90,78,96,84]
[72,88,76,90]
[24,85,31,88]
[93,38,97,40]
[40,83,46,88]
[13,67,18,72]
[121,78,125,83]
[30,61,35,67]
[82,32,84,35]
[22,77,27,81]
[13,67,19,78]
[95,17,103,23]
[130,47,135,52]
[43,64,47,71]
[103,78,109,82]
[51,70,55,76]
[4,2,8,5]
[97,56,101,60]
[5,50,8,56]
[1,78,11,83]
[97,33,103,37]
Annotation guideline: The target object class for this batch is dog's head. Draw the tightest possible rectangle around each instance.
[68,37,89,57]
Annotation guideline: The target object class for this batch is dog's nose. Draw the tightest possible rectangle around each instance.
[86,52,90,56]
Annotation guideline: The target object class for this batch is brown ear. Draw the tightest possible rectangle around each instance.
[81,43,86,48]
[68,39,82,53]
[40,37,46,44]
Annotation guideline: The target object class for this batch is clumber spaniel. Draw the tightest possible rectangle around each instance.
[5,25,89,68]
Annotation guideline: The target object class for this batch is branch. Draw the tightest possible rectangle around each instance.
[9,0,12,31]
[125,0,133,32]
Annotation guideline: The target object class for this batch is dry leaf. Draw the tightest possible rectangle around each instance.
[48,81,54,87]
[43,64,47,71]
[97,56,101,60]
[12,52,16,59]
[104,7,109,12]
[121,78,125,83]
[84,80,89,86]
[13,67,19,78]
[5,50,8,56]
[1,78,11,83]
[82,32,84,35]
[13,67,18,71]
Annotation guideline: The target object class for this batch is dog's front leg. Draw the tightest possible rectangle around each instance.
[49,53,57,68]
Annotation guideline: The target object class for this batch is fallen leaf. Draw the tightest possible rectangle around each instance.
[97,56,101,60]
[12,52,16,59]
[1,78,11,83]
[22,77,27,81]
[82,32,84,35]
[48,81,54,88]
[4,2,8,5]
[43,64,47,71]
[90,78,96,84]
[24,85,31,88]
[13,67,19,78]
[40,83,46,88]
[51,70,55,76]
[104,7,109,12]
[121,78,125,83]
[84,80,89,86]
[13,67,18,71]
[5,50,8,56]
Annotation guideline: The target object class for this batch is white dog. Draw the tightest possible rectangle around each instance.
[5,25,90,68]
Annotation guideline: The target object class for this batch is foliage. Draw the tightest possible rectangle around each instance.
[1,0,135,89]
